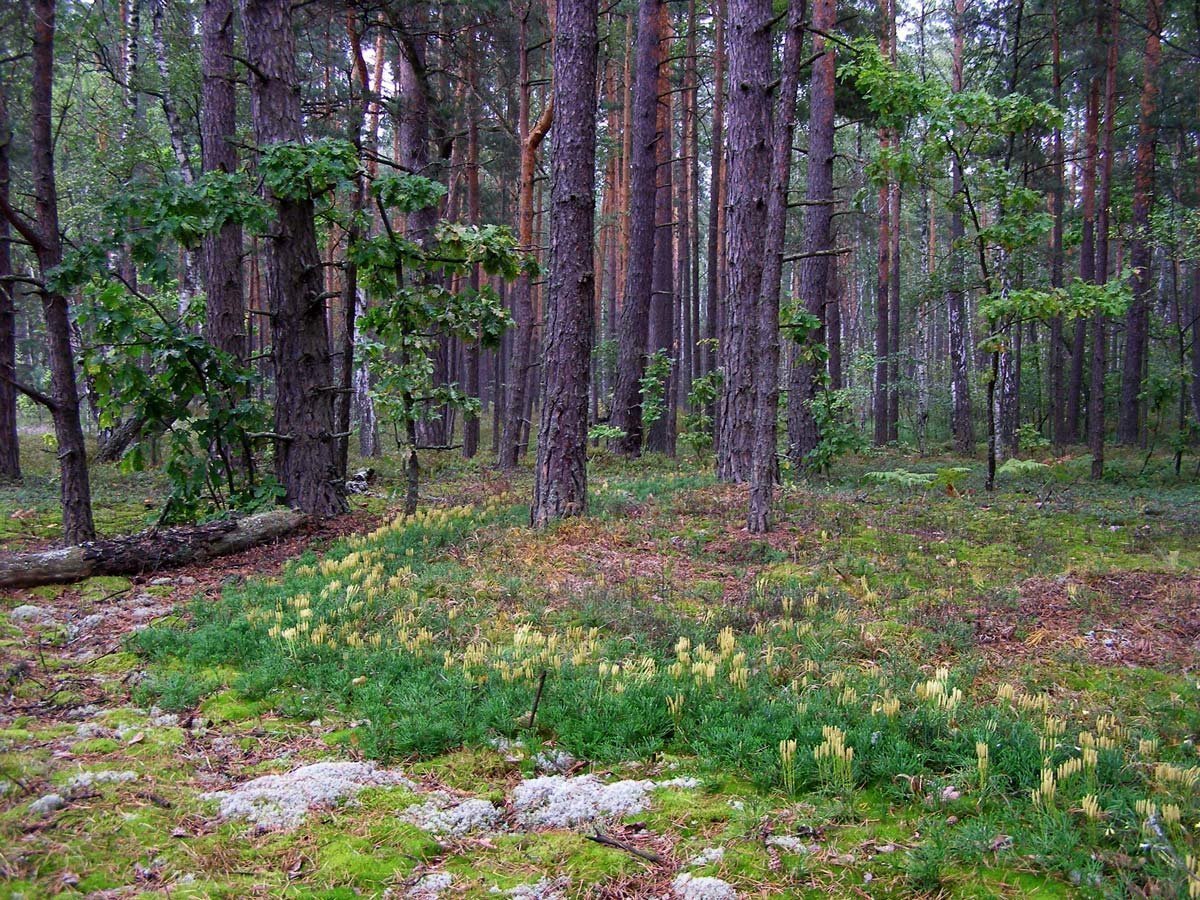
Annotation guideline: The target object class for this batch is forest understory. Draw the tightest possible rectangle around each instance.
[2,435,1198,899]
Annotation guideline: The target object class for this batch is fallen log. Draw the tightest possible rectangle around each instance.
[0,508,307,589]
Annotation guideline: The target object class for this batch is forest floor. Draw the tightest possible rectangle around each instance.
[1,437,1199,899]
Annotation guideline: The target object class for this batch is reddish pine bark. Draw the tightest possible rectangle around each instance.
[716,0,773,484]
[531,0,599,526]
[1117,0,1161,446]
[610,0,664,457]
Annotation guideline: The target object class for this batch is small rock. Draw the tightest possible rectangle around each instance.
[29,793,66,816]
[177,575,197,585]
[150,577,173,586]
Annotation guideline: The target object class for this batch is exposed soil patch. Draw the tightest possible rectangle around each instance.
[975,571,1200,670]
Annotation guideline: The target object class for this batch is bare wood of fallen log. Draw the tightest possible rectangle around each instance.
[0,508,307,589]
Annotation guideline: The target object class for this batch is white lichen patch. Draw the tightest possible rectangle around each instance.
[407,871,453,898]
[765,835,818,854]
[687,847,725,867]
[202,761,413,830]
[28,793,66,817]
[511,774,698,829]
[66,770,138,791]
[532,749,576,774]
[672,872,739,900]
[489,877,568,899]
[401,794,501,836]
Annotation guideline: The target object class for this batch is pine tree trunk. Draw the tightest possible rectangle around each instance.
[462,40,483,460]
[946,0,974,455]
[1048,0,1066,452]
[748,0,804,533]
[501,15,553,468]
[531,0,598,526]
[1117,0,1161,446]
[704,0,726,384]
[786,0,834,468]
[201,0,247,378]
[646,2,675,455]
[1069,72,1101,444]
[241,0,346,516]
[1091,0,1120,479]
[717,0,773,484]
[610,0,663,457]
[0,87,18,481]
[20,0,95,542]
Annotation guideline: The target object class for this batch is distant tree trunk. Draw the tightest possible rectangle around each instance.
[645,1,675,455]
[201,0,246,371]
[1091,0,1120,480]
[946,0,974,454]
[241,0,347,516]
[888,184,901,443]
[704,0,726,384]
[1193,257,1200,427]
[531,0,598,526]
[1047,0,1066,452]
[610,0,663,457]
[0,87,18,481]
[786,0,833,468]
[873,152,890,446]
[1069,65,1101,444]
[1117,0,1161,446]
[500,13,553,469]
[462,39,482,460]
[686,0,701,391]
[827,259,843,390]
[748,0,804,533]
[0,0,95,541]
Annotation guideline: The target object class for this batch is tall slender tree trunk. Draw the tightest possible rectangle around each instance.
[873,150,890,446]
[241,0,346,516]
[1091,0,1120,479]
[1047,0,1066,452]
[885,0,900,442]
[704,0,726,383]
[531,0,599,526]
[462,39,483,460]
[946,0,974,454]
[786,0,834,467]
[201,0,246,373]
[717,0,772,483]
[1069,69,1101,444]
[646,1,675,455]
[501,13,553,468]
[3,0,95,540]
[610,0,663,456]
[748,0,804,533]
[0,88,18,481]
[1117,0,1161,446]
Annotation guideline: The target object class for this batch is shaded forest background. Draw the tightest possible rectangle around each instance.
[0,0,1198,540]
